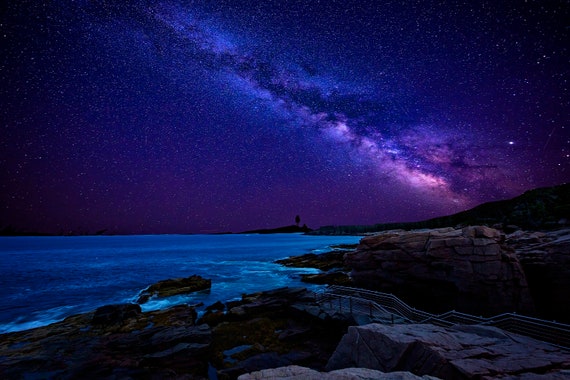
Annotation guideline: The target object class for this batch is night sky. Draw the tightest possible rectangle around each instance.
[1,1,569,234]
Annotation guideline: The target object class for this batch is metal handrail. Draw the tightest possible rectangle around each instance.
[317,285,570,349]
[317,293,414,324]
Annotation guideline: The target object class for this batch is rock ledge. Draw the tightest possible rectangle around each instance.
[137,274,211,303]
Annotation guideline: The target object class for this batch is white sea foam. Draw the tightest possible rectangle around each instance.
[0,305,78,334]
[0,234,361,333]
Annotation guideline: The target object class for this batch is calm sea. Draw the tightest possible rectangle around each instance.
[0,233,360,333]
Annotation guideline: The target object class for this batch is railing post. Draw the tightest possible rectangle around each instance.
[349,297,353,314]
[339,296,342,312]
[512,312,517,334]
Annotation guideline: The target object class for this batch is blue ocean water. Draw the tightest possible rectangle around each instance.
[0,233,360,334]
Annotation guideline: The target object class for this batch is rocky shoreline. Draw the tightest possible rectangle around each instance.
[0,287,353,379]
[281,225,570,322]
[1,226,569,379]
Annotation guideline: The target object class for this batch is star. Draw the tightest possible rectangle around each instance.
[1,0,568,234]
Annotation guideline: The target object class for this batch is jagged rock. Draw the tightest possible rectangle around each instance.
[345,226,534,315]
[204,287,352,378]
[326,323,570,379]
[206,300,226,312]
[238,365,440,379]
[148,323,211,350]
[140,341,210,369]
[507,228,570,322]
[146,304,197,326]
[0,304,211,379]
[2,283,346,380]
[227,287,314,318]
[91,303,142,326]
[276,250,348,271]
[276,249,355,286]
[136,274,211,303]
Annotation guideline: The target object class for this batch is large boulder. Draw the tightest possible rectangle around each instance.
[91,303,142,326]
[238,365,439,379]
[326,323,570,379]
[137,274,211,303]
[507,228,570,322]
[345,226,534,315]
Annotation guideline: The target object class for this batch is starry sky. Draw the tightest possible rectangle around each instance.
[1,1,569,234]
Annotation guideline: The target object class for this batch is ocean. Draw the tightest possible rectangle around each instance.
[0,233,360,334]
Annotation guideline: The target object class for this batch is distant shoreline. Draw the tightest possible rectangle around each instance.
[3,182,568,237]
[238,224,313,234]
[0,224,314,237]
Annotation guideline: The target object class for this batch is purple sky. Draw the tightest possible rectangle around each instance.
[1,1,569,234]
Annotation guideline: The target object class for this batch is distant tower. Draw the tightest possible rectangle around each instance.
[295,215,301,227]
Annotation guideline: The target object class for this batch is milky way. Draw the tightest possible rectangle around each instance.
[1,1,569,234]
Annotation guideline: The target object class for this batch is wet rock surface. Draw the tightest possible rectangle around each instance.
[136,274,211,303]
[0,287,351,379]
[0,304,209,379]
[275,250,348,271]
